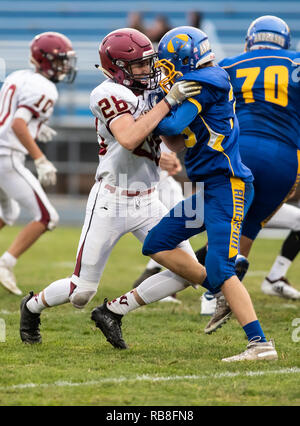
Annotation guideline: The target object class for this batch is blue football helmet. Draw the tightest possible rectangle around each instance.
[245,15,291,51]
[156,26,215,92]
[158,26,215,73]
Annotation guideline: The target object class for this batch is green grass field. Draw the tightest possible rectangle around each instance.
[0,226,299,406]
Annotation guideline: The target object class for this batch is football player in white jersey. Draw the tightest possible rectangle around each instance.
[0,32,77,296]
[19,28,202,344]
[132,143,184,303]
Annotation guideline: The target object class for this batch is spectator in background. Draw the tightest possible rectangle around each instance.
[128,12,172,47]
[187,11,225,62]
[147,15,172,44]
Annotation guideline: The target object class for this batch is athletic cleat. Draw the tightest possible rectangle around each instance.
[132,267,161,288]
[0,259,22,295]
[261,277,300,300]
[203,256,249,328]
[159,294,182,304]
[20,291,42,344]
[235,254,249,282]
[222,338,278,362]
[91,298,128,349]
[200,291,216,316]
[204,293,232,334]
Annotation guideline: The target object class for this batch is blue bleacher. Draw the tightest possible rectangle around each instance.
[1,0,300,125]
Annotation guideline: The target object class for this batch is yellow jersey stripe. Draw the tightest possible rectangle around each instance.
[229,177,245,259]
[187,97,202,113]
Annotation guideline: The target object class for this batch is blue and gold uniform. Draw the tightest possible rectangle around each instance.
[143,27,254,292]
[220,48,300,240]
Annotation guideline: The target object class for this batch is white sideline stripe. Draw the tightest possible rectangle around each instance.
[1,368,299,391]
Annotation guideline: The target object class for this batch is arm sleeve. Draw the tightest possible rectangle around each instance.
[155,98,200,136]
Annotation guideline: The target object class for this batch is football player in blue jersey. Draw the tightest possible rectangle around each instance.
[200,16,300,331]
[94,26,278,362]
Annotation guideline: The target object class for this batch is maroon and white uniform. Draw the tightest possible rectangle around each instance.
[91,79,161,190]
[69,79,196,303]
[0,69,59,229]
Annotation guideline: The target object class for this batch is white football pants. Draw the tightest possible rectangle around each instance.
[69,180,196,306]
[265,203,300,231]
[0,152,59,229]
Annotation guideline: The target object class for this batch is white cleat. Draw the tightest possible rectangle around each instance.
[159,295,182,304]
[200,291,217,316]
[261,277,300,300]
[222,338,278,362]
[0,260,22,296]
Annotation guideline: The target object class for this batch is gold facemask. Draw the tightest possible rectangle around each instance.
[154,58,183,93]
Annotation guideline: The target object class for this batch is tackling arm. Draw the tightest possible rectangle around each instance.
[110,81,202,151]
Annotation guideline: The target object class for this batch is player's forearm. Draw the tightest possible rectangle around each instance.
[118,100,170,150]
[12,118,43,160]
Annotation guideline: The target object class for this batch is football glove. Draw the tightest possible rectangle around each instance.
[37,124,57,143]
[34,155,57,187]
[165,80,202,107]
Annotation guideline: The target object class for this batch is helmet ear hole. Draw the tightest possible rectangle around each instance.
[182,57,189,65]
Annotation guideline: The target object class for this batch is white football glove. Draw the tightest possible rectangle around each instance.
[37,124,57,143]
[34,155,57,187]
[165,80,202,107]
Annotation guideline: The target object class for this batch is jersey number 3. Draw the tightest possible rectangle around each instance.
[236,65,288,107]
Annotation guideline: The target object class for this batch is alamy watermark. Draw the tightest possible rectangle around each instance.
[292,318,300,343]
[291,59,300,84]
[98,175,205,229]
[0,318,5,342]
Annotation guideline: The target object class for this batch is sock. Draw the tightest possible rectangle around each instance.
[26,278,71,314]
[136,269,187,305]
[146,258,162,270]
[195,244,208,265]
[281,230,300,262]
[1,251,17,268]
[243,320,267,343]
[107,290,140,316]
[267,255,292,281]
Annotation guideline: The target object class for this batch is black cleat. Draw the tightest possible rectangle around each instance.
[132,267,161,289]
[91,298,128,349]
[20,291,42,344]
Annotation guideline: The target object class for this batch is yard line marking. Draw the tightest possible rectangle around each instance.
[1,367,299,391]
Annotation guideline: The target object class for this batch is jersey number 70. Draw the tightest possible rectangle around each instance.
[236,65,288,107]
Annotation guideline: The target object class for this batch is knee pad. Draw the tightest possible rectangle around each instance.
[69,288,97,309]
[69,275,98,309]
[0,199,20,226]
[47,209,59,231]
[34,201,59,231]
